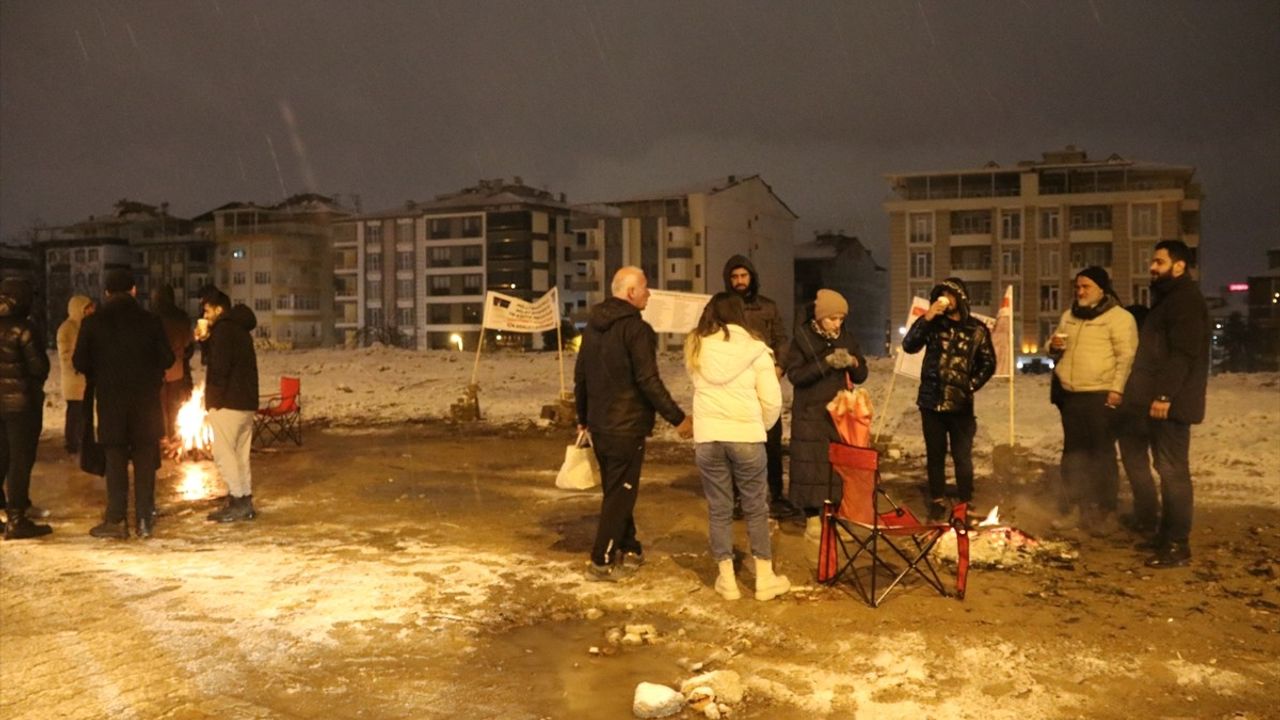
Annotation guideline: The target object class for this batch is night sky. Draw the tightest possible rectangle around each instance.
[2,0,1277,288]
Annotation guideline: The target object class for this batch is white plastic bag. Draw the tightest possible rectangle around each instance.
[555,431,600,490]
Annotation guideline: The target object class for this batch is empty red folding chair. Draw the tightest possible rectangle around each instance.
[253,376,302,447]
[817,442,969,607]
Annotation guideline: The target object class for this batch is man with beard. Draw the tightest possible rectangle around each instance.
[723,255,794,518]
[1122,240,1209,568]
[1047,267,1138,536]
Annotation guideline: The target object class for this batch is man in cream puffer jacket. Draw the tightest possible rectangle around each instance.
[686,292,788,601]
[1049,266,1138,534]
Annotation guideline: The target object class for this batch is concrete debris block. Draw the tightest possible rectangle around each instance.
[588,646,600,656]
[621,624,659,646]
[584,607,604,620]
[633,682,684,718]
[681,670,744,704]
[605,627,625,646]
[621,632,645,646]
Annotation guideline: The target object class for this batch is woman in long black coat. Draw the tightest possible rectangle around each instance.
[785,289,867,540]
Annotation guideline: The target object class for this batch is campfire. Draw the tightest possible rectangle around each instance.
[936,505,1078,569]
[171,385,213,461]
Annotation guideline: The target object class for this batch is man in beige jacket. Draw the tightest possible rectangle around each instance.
[56,295,94,455]
[1048,266,1137,535]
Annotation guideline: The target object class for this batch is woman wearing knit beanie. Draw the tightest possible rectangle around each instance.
[784,289,868,541]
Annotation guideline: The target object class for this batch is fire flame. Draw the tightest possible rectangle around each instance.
[177,385,213,454]
[978,505,1001,527]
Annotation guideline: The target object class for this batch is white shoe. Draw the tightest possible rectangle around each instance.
[804,515,822,542]
[714,559,741,600]
[754,557,791,601]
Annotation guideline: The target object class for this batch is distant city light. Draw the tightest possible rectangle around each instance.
[898,325,907,335]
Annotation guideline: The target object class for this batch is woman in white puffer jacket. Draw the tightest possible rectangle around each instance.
[685,292,790,601]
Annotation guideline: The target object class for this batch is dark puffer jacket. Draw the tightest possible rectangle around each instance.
[0,280,50,415]
[901,279,997,415]
[722,255,789,367]
[205,304,260,411]
[1121,273,1209,424]
[785,319,868,510]
[574,297,685,436]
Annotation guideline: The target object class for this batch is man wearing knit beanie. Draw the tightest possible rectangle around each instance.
[902,276,997,520]
[723,256,793,518]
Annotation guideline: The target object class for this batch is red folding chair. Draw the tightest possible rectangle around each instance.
[817,442,969,607]
[253,376,302,447]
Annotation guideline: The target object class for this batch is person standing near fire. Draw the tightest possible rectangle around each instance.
[0,277,52,540]
[73,270,174,539]
[196,289,260,523]
[151,284,194,450]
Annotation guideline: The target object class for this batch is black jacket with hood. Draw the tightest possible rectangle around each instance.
[901,278,997,415]
[722,255,789,367]
[574,297,685,436]
[1121,273,1209,424]
[205,304,260,411]
[0,279,50,415]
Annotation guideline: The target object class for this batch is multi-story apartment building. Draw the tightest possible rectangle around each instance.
[199,194,348,348]
[884,147,1202,353]
[794,232,888,356]
[334,178,570,350]
[33,200,211,332]
[565,175,797,347]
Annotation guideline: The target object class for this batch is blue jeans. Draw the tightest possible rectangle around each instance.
[695,442,772,562]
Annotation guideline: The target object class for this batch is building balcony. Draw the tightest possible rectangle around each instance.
[569,248,599,261]
[666,280,694,292]
[570,277,600,292]
[1068,228,1113,243]
[948,267,993,283]
[666,247,693,259]
[949,233,992,247]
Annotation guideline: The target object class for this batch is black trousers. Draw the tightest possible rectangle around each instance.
[0,409,39,513]
[1058,391,1119,516]
[65,400,85,453]
[1150,420,1193,544]
[920,410,976,503]
[103,442,160,524]
[765,419,783,501]
[1115,411,1157,524]
[589,433,646,566]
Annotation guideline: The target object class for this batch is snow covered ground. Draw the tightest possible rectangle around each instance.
[41,346,1280,508]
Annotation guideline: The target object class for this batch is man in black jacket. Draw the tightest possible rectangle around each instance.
[0,277,52,540]
[575,267,692,581]
[902,277,997,519]
[196,289,260,523]
[723,255,794,518]
[151,284,194,449]
[1122,240,1209,569]
[73,270,174,539]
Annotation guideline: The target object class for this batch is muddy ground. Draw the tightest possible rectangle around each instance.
[2,424,1277,720]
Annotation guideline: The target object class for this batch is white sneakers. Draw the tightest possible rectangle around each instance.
[714,558,742,600]
[754,557,791,601]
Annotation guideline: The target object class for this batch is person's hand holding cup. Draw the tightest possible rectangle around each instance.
[195,317,210,341]
[925,295,950,321]
[1049,330,1068,352]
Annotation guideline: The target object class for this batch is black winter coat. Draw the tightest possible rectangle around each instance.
[722,255,789,367]
[72,294,174,445]
[1121,274,1209,424]
[205,305,259,411]
[0,293,49,415]
[902,313,997,415]
[785,321,868,510]
[574,297,685,436]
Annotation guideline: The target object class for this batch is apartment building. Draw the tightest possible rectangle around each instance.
[200,194,348,348]
[33,200,211,332]
[334,178,570,350]
[794,232,888,356]
[565,175,797,347]
[884,147,1202,353]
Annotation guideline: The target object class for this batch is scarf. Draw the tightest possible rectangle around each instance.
[1070,293,1118,321]
[810,318,841,342]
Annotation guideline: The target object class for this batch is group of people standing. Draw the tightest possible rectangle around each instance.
[1050,240,1209,568]
[0,269,261,542]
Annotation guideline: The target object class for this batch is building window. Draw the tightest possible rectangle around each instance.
[1070,244,1112,271]
[232,271,246,285]
[1000,210,1021,240]
[1001,248,1021,276]
[428,304,451,323]
[1132,284,1150,306]
[1039,248,1060,278]
[967,282,993,307]
[429,218,451,239]
[462,303,481,323]
[1040,285,1060,313]
[950,210,992,235]
[1132,203,1158,238]
[365,307,384,328]
[88,249,99,261]
[910,284,932,301]
[367,254,382,272]
[396,251,414,271]
[1039,209,1060,239]
[462,216,482,237]
[909,213,933,244]
[1133,242,1153,275]
[1069,205,1111,231]
[463,274,482,292]
[951,247,991,271]
[429,246,452,267]
[74,249,86,262]
[430,275,451,295]
[365,224,382,244]
[232,247,247,259]
[397,279,415,298]
[367,279,382,298]
[396,222,414,243]
[910,251,932,279]
[254,298,271,311]
[395,306,415,327]
[462,245,482,266]
[254,271,270,284]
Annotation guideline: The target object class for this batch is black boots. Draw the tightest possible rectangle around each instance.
[89,518,129,540]
[1145,541,1192,569]
[4,509,52,540]
[136,515,155,539]
[207,495,256,523]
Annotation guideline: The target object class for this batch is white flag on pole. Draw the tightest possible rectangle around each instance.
[482,287,560,333]
[991,284,1015,378]
[893,297,931,379]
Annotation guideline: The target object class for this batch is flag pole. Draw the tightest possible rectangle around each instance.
[1006,285,1015,447]
[554,289,566,398]
[471,292,489,387]
[873,350,900,444]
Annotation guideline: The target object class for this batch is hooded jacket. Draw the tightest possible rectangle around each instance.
[1121,273,1209,424]
[57,295,93,401]
[686,324,782,443]
[1050,296,1138,394]
[901,278,997,414]
[0,280,50,415]
[205,304,260,411]
[574,297,685,436]
[722,255,789,368]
